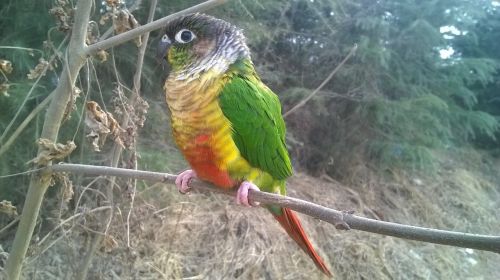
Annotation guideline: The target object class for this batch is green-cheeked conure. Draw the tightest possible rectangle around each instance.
[158,13,331,277]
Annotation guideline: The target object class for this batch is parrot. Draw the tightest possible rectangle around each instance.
[158,13,332,277]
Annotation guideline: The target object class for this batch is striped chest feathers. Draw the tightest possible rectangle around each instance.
[164,71,240,169]
[165,71,227,139]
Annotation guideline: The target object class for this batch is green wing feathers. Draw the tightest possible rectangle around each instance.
[219,60,332,277]
[218,60,292,181]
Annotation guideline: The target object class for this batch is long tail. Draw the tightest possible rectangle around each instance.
[272,207,332,277]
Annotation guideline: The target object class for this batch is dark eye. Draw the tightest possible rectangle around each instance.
[175,29,196,43]
[181,31,192,41]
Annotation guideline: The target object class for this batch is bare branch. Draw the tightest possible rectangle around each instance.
[132,0,158,98]
[49,163,500,254]
[0,216,20,238]
[0,94,52,158]
[85,0,227,55]
[283,44,358,118]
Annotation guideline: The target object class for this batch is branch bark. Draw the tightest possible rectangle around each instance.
[49,163,500,254]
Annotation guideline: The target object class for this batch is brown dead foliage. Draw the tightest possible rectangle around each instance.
[0,59,13,74]
[27,58,52,80]
[27,138,76,166]
[0,201,18,218]
[110,87,149,149]
[85,101,125,152]
[99,0,142,47]
[49,0,73,32]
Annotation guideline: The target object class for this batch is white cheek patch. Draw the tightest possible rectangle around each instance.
[172,31,250,81]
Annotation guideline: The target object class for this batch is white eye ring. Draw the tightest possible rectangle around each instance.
[161,34,170,43]
[175,29,196,44]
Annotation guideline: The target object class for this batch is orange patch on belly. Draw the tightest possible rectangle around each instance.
[184,143,235,188]
[195,134,210,144]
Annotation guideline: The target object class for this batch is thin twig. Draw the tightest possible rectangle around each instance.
[126,0,158,248]
[0,168,43,179]
[283,44,358,118]
[0,216,21,237]
[36,206,112,249]
[85,0,227,55]
[0,95,52,159]
[48,163,500,254]
[0,35,68,146]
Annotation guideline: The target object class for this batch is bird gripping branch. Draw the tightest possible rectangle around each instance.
[158,13,332,276]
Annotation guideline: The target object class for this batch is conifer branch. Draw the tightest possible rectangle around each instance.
[49,163,500,254]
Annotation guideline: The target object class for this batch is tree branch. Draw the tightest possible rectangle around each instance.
[85,0,227,55]
[49,163,500,254]
[283,44,358,118]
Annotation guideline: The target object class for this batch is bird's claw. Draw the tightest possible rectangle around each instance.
[236,181,260,207]
[175,169,197,194]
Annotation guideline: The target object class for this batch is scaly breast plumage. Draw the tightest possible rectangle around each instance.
[165,71,250,187]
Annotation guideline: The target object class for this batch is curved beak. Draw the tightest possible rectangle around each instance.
[157,36,171,60]
[157,35,171,71]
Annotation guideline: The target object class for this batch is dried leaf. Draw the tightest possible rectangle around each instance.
[85,101,125,151]
[109,88,149,148]
[86,25,99,45]
[0,200,18,217]
[0,83,10,97]
[27,58,51,80]
[62,86,82,121]
[96,50,109,62]
[133,96,149,128]
[106,0,122,8]
[55,173,74,205]
[113,9,142,46]
[99,14,111,25]
[49,0,72,32]
[0,59,13,74]
[27,138,77,166]
[101,234,119,253]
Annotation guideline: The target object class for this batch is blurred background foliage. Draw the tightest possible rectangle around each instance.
[1,0,499,200]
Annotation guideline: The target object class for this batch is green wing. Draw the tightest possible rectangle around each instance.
[218,61,292,180]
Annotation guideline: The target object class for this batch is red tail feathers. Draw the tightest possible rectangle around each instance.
[273,207,332,277]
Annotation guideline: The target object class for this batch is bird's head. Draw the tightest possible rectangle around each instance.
[157,13,250,78]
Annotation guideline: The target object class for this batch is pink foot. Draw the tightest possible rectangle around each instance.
[175,169,197,194]
[236,181,260,207]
